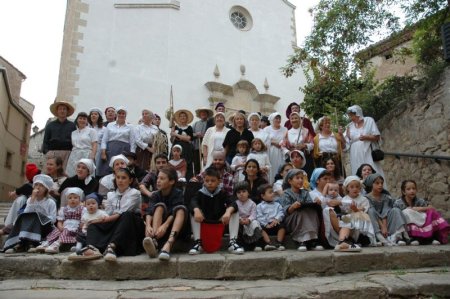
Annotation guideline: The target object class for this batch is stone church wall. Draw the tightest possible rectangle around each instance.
[377,67,450,219]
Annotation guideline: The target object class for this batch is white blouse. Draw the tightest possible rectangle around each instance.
[105,187,141,215]
[317,133,339,153]
[101,122,136,152]
[71,127,98,150]
[134,123,159,150]
[286,127,313,152]
[250,129,270,148]
[24,197,57,223]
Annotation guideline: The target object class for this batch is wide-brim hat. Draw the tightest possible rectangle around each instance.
[174,109,194,125]
[195,107,213,118]
[50,101,75,117]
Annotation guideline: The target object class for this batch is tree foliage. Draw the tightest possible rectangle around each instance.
[283,0,449,122]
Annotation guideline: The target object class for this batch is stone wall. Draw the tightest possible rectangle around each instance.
[377,66,450,219]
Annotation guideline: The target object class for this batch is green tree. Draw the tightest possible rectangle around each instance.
[284,0,449,121]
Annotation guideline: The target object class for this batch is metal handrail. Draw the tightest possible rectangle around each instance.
[384,151,450,162]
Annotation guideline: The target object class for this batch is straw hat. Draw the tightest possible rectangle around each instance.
[173,109,194,125]
[49,101,75,117]
[195,107,213,118]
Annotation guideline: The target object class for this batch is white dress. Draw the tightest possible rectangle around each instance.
[250,128,270,148]
[345,117,385,178]
[264,125,287,183]
[202,126,230,169]
[66,127,98,177]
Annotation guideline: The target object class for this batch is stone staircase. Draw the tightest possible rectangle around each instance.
[0,201,12,227]
[1,195,449,298]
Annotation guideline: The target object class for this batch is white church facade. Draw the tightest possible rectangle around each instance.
[56,0,307,128]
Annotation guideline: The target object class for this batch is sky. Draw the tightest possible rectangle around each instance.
[0,0,319,131]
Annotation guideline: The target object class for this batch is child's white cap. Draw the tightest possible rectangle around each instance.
[343,176,362,188]
[32,174,54,191]
[172,144,183,153]
[62,187,85,202]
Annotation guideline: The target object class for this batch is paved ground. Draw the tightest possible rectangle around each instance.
[0,267,449,298]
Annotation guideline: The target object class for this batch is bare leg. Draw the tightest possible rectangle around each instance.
[277,228,286,243]
[330,210,340,234]
[152,206,164,235]
[161,209,185,253]
[261,230,271,244]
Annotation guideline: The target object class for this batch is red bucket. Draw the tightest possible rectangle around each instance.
[200,222,225,253]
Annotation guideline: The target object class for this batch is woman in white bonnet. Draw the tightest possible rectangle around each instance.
[264,112,287,183]
[345,105,385,180]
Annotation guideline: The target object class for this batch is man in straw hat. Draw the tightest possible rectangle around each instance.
[43,100,76,169]
[192,107,213,174]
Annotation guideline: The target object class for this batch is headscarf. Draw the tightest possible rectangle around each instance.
[25,163,40,182]
[289,150,306,168]
[62,187,85,203]
[247,112,261,122]
[89,107,103,117]
[84,192,102,206]
[289,111,301,119]
[347,105,364,120]
[285,102,300,118]
[77,159,96,184]
[268,112,281,123]
[214,112,225,119]
[343,176,362,189]
[172,144,183,153]
[33,174,54,191]
[310,168,327,190]
[363,173,383,189]
[108,154,129,168]
[283,168,304,186]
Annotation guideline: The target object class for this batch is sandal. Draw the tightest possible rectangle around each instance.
[67,245,103,261]
[159,231,177,261]
[104,244,117,262]
[334,239,362,252]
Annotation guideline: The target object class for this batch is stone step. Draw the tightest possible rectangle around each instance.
[0,267,449,298]
[0,245,449,281]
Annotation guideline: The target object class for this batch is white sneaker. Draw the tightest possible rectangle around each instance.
[297,243,307,252]
[35,241,49,253]
[432,240,441,245]
[254,246,263,252]
[264,244,276,251]
[410,240,420,246]
[189,240,203,255]
[228,239,244,254]
[312,244,324,251]
[397,240,406,246]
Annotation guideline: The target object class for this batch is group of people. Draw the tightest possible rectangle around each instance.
[1,100,448,262]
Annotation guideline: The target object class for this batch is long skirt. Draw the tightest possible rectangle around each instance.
[46,227,79,244]
[284,206,321,243]
[136,147,152,172]
[240,220,262,244]
[368,207,406,235]
[98,141,131,177]
[3,212,53,250]
[4,195,27,231]
[86,211,145,256]
[66,148,91,177]
[406,208,449,244]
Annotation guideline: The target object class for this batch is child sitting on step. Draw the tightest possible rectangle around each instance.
[280,169,323,252]
[72,192,108,252]
[189,167,244,255]
[235,181,263,250]
[364,174,409,246]
[256,184,286,250]
[143,166,187,261]
[394,180,449,245]
[35,187,85,254]
[335,176,376,251]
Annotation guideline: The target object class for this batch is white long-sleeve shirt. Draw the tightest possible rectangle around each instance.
[105,187,141,215]
[101,122,136,152]
[24,197,57,224]
[133,123,159,150]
